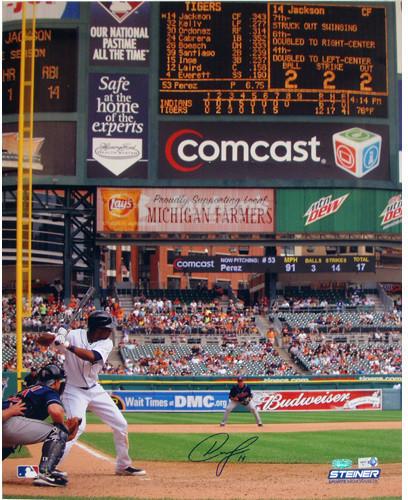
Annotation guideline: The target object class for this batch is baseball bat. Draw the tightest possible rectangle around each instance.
[37,286,96,345]
[65,286,96,329]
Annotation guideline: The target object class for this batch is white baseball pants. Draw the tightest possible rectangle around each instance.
[61,383,131,470]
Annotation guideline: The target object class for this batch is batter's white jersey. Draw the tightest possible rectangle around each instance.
[64,328,112,388]
[61,328,131,470]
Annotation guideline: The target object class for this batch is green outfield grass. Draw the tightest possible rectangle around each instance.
[5,446,31,459]
[79,429,401,464]
[85,410,401,425]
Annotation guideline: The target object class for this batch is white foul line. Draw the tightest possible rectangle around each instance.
[74,441,115,463]
[73,441,151,480]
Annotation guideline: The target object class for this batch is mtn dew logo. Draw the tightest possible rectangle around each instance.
[304,194,350,226]
[380,194,402,229]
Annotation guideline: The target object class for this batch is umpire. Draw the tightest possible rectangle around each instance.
[2,364,70,487]
[220,376,263,427]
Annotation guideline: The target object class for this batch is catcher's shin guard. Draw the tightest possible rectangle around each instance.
[39,425,69,474]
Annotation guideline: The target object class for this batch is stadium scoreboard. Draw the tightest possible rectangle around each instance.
[160,2,387,116]
[2,28,78,114]
[173,255,376,273]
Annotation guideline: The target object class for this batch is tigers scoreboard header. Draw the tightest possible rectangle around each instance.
[172,255,376,273]
[160,2,387,116]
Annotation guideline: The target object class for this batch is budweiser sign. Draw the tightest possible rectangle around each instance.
[304,194,349,226]
[380,194,402,229]
[254,390,382,412]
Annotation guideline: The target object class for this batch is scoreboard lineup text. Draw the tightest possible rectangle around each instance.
[159,2,387,116]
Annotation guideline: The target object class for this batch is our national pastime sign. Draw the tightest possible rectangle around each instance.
[254,390,382,412]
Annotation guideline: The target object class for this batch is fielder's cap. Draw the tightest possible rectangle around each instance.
[237,376,244,382]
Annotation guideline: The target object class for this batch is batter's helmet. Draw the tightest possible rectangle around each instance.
[88,310,114,331]
[38,364,66,387]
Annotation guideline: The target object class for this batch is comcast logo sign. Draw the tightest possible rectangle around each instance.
[333,127,381,178]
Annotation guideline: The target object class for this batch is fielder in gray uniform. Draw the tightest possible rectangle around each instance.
[220,376,263,426]
[2,364,70,487]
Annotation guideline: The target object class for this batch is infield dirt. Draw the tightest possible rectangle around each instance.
[2,421,402,500]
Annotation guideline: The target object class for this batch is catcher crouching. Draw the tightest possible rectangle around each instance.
[2,364,81,487]
[220,376,263,427]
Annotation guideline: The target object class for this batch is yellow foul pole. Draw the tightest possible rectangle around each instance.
[16,3,36,392]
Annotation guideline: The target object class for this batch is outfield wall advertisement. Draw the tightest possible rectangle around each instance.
[277,189,401,233]
[110,389,382,412]
[97,188,401,234]
[97,188,275,233]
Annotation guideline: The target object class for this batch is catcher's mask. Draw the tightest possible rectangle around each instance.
[38,364,66,395]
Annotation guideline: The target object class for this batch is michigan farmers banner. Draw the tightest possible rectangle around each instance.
[97,188,274,233]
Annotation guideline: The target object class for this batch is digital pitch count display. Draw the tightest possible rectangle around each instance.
[173,255,376,273]
[160,2,387,116]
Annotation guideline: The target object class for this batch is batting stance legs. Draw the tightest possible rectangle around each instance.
[221,399,262,426]
[61,385,132,470]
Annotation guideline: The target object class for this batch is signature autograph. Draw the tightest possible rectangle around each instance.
[187,433,259,476]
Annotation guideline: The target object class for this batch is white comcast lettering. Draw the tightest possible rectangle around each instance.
[177,138,321,163]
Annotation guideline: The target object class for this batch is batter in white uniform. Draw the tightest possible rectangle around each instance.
[54,310,145,476]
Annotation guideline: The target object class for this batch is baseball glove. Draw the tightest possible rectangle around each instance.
[36,332,56,347]
[240,397,251,406]
[65,417,82,441]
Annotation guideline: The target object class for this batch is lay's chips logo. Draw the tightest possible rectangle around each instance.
[108,196,134,217]
[101,189,140,232]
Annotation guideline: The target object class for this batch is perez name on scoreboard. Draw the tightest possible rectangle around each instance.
[173,255,375,273]
[160,2,387,116]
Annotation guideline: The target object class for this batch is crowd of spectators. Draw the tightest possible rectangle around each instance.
[118,296,260,337]
[288,335,402,375]
[120,341,296,377]
[2,333,65,372]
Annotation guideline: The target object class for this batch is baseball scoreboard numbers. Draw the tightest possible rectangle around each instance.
[2,29,78,114]
[173,255,376,273]
[160,2,387,116]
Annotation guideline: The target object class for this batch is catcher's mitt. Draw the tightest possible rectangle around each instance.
[36,332,56,347]
[65,417,82,441]
[240,397,251,406]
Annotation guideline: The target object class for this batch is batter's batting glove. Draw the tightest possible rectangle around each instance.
[55,336,70,351]
[57,327,68,337]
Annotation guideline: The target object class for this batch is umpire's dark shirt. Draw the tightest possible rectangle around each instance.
[229,384,252,400]
[2,384,63,421]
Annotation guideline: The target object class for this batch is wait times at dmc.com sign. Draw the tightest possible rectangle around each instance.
[110,390,382,412]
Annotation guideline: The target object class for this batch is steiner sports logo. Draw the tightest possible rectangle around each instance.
[303,194,349,226]
[165,128,322,172]
[328,469,381,483]
[380,194,402,229]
